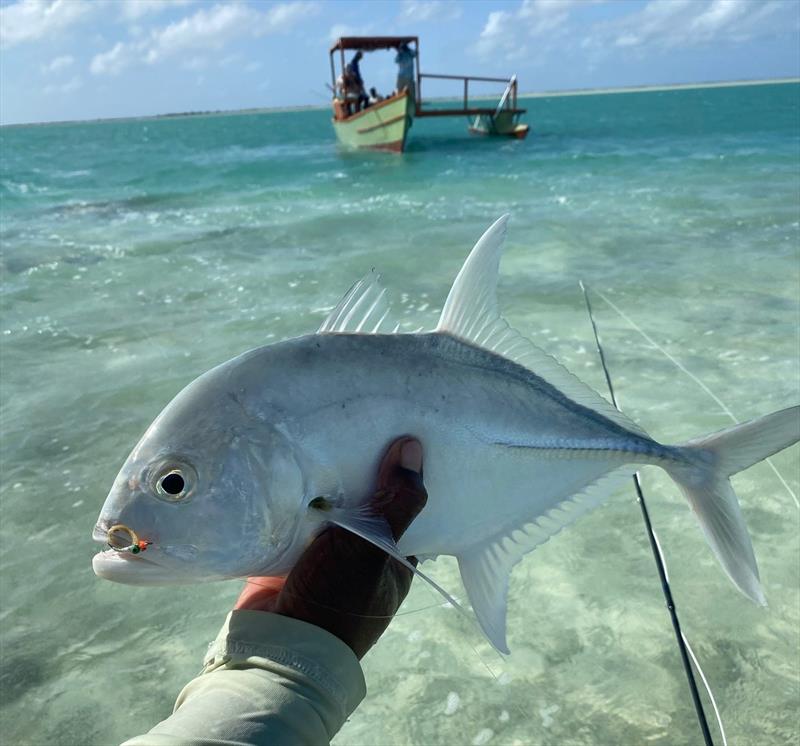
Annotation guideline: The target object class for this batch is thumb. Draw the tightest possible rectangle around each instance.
[375,437,427,541]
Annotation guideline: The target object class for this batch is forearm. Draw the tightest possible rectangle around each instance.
[121,610,366,746]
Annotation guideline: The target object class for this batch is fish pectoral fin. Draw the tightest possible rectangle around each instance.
[315,499,467,615]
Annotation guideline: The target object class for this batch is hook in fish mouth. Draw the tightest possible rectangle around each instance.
[98,523,152,554]
[92,523,163,583]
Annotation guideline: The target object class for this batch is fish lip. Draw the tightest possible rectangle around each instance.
[92,521,162,579]
[92,547,173,584]
[94,547,156,566]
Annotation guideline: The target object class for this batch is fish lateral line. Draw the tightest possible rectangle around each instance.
[490,438,678,463]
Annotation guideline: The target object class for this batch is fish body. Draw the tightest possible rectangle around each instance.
[93,216,800,652]
[223,330,674,560]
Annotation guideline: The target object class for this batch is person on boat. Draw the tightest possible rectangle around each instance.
[368,87,383,105]
[395,42,417,103]
[121,438,427,746]
[344,50,369,112]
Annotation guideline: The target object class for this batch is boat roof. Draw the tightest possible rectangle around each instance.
[330,36,418,53]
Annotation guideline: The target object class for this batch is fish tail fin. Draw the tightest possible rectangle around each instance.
[668,405,800,605]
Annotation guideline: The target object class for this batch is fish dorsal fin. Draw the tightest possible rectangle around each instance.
[318,270,400,334]
[457,465,634,653]
[436,216,648,438]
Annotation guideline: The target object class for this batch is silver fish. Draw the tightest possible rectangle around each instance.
[92,216,800,653]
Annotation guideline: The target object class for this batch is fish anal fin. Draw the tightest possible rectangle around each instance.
[458,543,514,655]
[457,466,634,653]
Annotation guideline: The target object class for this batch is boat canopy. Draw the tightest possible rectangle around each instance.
[330,36,418,53]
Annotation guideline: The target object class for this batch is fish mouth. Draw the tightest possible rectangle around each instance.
[92,523,170,585]
[92,524,201,585]
[92,547,183,585]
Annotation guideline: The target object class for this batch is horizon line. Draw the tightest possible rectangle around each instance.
[2,76,798,129]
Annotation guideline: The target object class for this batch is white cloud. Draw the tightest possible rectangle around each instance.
[144,3,253,62]
[0,0,94,48]
[144,1,318,63]
[475,0,793,63]
[43,74,83,95]
[518,0,584,35]
[399,1,461,23]
[691,0,748,35]
[41,54,74,74]
[61,74,83,93]
[244,60,262,73]
[120,0,194,21]
[602,0,786,49]
[475,0,586,59]
[265,1,319,33]
[90,1,318,76]
[90,41,135,76]
[328,22,375,43]
[475,10,517,59]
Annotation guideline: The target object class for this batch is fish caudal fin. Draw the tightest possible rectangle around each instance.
[669,405,800,605]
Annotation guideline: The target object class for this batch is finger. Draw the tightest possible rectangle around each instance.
[377,437,423,486]
[235,576,286,611]
[375,437,427,540]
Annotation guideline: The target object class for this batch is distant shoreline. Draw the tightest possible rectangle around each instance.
[3,77,797,128]
[520,77,800,99]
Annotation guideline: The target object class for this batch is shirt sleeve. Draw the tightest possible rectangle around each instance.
[121,610,366,746]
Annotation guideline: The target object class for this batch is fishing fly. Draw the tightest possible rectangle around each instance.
[106,524,151,555]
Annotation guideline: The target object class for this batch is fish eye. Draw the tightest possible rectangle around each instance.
[161,472,184,495]
[152,462,196,502]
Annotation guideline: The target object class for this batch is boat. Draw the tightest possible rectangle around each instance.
[331,89,414,153]
[467,76,530,139]
[329,36,529,152]
[330,36,416,153]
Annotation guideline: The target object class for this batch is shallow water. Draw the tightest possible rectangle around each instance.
[1,83,798,745]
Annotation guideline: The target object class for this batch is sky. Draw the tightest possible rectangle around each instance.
[1,0,798,125]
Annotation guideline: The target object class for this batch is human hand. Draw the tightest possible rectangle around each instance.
[234,437,427,659]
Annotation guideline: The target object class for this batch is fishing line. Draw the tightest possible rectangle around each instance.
[682,633,728,746]
[245,576,536,728]
[413,576,536,730]
[593,288,799,510]
[242,577,447,619]
[580,281,718,746]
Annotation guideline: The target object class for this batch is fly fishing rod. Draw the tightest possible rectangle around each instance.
[579,282,717,746]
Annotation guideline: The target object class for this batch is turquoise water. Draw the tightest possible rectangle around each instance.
[1,82,798,745]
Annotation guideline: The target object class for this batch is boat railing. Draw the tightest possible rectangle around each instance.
[494,74,517,117]
[416,72,522,117]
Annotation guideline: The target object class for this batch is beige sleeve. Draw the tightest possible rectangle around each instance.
[121,610,366,746]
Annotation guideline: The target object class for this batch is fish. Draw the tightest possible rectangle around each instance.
[92,215,800,653]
